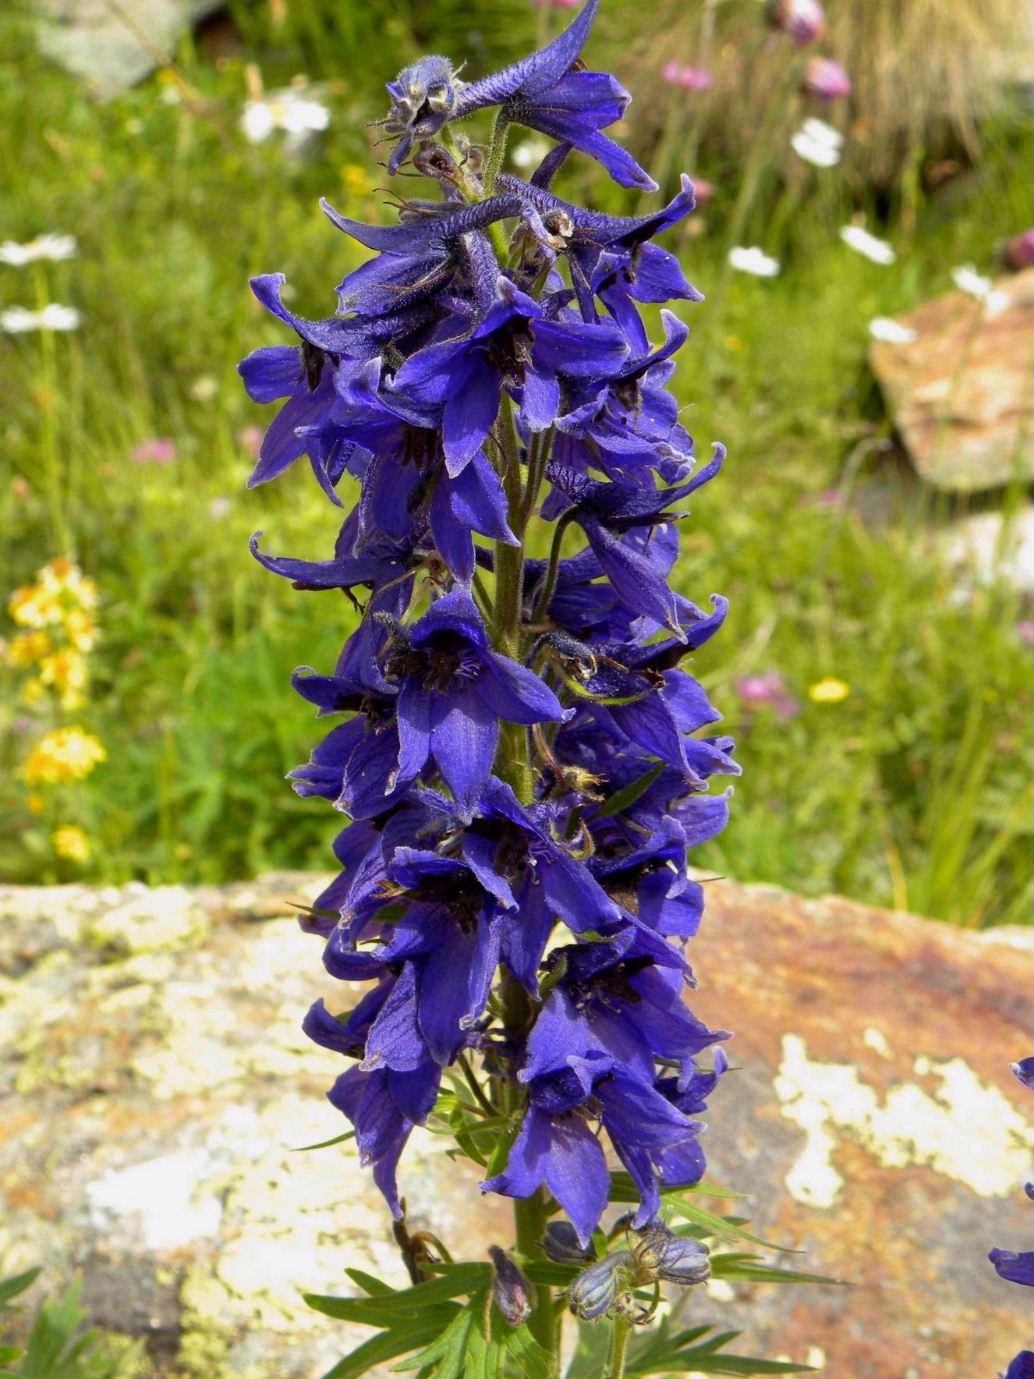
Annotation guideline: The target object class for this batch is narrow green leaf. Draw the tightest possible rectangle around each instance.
[319,1320,451,1379]
[590,765,665,820]
[663,1196,794,1252]
[0,1267,41,1307]
[393,1296,478,1378]
[306,1262,491,1325]
[291,1130,356,1152]
[608,1172,743,1202]
[710,1253,846,1287]
[523,1261,580,1288]
[503,1325,554,1379]
[343,1268,395,1297]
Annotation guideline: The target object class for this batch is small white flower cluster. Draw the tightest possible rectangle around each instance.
[868,316,916,345]
[241,84,331,147]
[840,225,895,265]
[0,234,79,333]
[791,117,842,168]
[951,264,1010,316]
[728,245,780,278]
[0,233,77,266]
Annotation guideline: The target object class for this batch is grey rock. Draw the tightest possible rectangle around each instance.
[35,0,225,97]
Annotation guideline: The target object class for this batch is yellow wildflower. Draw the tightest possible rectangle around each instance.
[8,582,61,628]
[342,162,370,199]
[808,676,851,704]
[63,608,99,652]
[26,794,45,815]
[52,825,91,863]
[23,726,107,785]
[38,649,89,709]
[6,629,53,667]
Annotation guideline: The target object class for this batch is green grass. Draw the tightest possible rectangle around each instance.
[0,3,1030,925]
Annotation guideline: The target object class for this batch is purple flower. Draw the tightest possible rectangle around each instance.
[802,56,852,101]
[242,2,736,1263]
[382,587,568,818]
[1002,230,1034,273]
[990,1057,1034,1378]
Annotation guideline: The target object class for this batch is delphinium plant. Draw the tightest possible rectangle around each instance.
[241,4,818,1375]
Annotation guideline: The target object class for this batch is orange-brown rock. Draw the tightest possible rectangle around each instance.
[870,268,1033,491]
[687,877,1031,1377]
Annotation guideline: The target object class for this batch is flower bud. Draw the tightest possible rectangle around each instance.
[631,1226,711,1286]
[542,1220,597,1265]
[769,0,825,45]
[802,57,852,102]
[488,1245,536,1327]
[567,1251,634,1321]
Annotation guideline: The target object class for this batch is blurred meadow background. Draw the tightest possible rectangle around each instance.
[1,0,1031,930]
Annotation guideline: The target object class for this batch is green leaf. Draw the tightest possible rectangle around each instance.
[608,1172,743,1202]
[342,1269,395,1298]
[502,1324,554,1379]
[291,1130,356,1152]
[306,1263,492,1325]
[320,1319,453,1379]
[710,1253,846,1287]
[662,1196,793,1253]
[622,1323,816,1377]
[523,1261,580,1288]
[563,1322,612,1379]
[590,765,665,820]
[0,1268,41,1309]
[393,1290,489,1379]
[482,1118,520,1180]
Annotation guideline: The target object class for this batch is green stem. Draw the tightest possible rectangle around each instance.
[482,108,510,197]
[492,399,535,804]
[608,1317,632,1379]
[532,511,573,624]
[514,1190,556,1362]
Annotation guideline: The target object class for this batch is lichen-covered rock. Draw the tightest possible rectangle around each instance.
[870,268,1033,491]
[0,876,512,1377]
[1,875,1029,1377]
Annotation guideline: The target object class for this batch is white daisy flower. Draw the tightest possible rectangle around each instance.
[868,316,917,345]
[951,264,1010,315]
[840,225,896,265]
[241,88,330,145]
[0,234,78,267]
[791,117,843,167]
[728,246,781,278]
[1,303,81,333]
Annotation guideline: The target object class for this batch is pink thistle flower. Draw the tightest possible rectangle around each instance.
[802,56,852,101]
[735,671,799,720]
[770,0,825,45]
[662,62,713,91]
[1002,230,1034,273]
[132,438,177,465]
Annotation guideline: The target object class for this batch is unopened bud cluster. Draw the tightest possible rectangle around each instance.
[566,1224,711,1322]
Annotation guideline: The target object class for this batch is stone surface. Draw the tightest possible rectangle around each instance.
[938,504,1034,596]
[1,874,1030,1377]
[35,0,225,97]
[870,267,1033,492]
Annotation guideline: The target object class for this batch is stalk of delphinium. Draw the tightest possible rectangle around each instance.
[240,3,744,1373]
